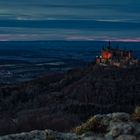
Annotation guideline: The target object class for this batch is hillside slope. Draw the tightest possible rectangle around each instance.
[0,62,140,135]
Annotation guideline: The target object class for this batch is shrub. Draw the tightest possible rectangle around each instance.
[73,116,107,135]
[131,106,140,122]
[47,135,56,140]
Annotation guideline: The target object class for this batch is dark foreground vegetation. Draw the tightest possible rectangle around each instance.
[0,61,140,135]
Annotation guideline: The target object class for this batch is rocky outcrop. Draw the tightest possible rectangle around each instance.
[0,112,140,140]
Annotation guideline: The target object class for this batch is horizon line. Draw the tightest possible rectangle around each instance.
[0,39,139,43]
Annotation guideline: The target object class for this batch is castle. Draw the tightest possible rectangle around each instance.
[96,42,138,67]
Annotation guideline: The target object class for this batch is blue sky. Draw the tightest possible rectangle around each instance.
[0,0,139,41]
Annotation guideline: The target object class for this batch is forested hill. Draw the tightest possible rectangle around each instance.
[0,62,140,135]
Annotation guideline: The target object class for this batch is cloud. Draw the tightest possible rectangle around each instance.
[0,34,139,42]
[0,0,139,21]
[0,0,139,41]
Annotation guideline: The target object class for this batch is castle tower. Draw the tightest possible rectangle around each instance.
[128,51,132,59]
[108,41,111,49]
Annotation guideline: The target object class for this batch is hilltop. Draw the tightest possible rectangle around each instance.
[0,62,140,135]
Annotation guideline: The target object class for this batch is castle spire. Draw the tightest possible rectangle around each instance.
[108,41,111,49]
[109,41,111,47]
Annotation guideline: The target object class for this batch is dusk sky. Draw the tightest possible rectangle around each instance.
[0,0,139,41]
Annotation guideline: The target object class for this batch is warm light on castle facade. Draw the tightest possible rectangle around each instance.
[96,42,138,67]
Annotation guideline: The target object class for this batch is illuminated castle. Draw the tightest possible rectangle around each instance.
[96,42,138,67]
